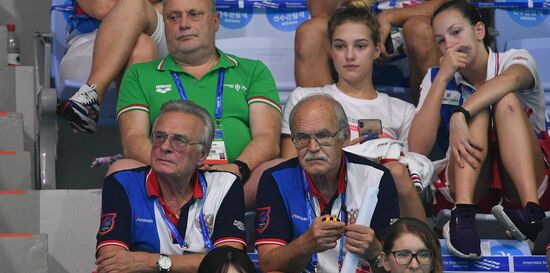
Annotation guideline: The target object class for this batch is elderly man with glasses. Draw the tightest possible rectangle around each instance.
[255,94,400,273]
[95,100,245,273]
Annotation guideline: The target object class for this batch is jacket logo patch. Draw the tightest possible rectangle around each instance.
[155,84,172,94]
[99,213,117,235]
[256,206,271,234]
[291,212,308,222]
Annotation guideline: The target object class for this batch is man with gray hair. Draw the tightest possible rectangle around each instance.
[255,94,399,273]
[113,0,281,209]
[58,0,281,209]
[96,100,246,273]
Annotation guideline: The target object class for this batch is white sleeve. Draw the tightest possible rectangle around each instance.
[416,68,435,112]
[281,88,305,135]
[500,49,539,93]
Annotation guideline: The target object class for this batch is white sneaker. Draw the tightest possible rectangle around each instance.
[57,84,100,133]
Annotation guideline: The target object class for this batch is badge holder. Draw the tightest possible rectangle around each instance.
[205,120,229,165]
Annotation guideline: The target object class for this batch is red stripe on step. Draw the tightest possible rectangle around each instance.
[0,234,33,238]
[0,190,26,195]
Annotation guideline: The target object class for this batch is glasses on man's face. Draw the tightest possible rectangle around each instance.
[291,127,345,149]
[150,131,201,152]
[391,249,433,265]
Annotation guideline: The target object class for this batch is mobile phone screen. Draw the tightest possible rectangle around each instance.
[358,119,382,140]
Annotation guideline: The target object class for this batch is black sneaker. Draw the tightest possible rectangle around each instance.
[443,205,481,259]
[492,202,545,242]
[57,84,100,133]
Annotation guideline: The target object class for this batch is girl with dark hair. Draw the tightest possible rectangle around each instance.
[409,0,548,259]
[382,218,443,273]
[198,246,257,273]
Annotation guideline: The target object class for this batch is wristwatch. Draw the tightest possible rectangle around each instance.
[451,105,471,123]
[157,254,172,272]
[233,160,251,183]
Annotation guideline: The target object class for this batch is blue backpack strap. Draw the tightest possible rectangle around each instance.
[51,0,100,34]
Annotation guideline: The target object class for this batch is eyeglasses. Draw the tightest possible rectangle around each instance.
[391,249,433,265]
[292,127,346,149]
[151,131,201,152]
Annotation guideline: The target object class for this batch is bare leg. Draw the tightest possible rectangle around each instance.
[115,33,159,93]
[383,161,426,222]
[88,0,160,102]
[294,17,334,87]
[494,93,545,206]
[244,158,286,209]
[402,16,440,105]
[448,110,490,204]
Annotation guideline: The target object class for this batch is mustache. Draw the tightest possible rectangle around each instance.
[304,152,328,161]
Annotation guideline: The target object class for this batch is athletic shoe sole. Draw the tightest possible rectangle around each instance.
[491,205,527,241]
[442,221,481,260]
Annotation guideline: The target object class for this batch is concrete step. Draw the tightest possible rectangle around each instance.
[0,190,39,233]
[0,233,48,273]
[0,151,32,190]
[39,189,101,273]
[0,112,24,151]
[0,66,38,187]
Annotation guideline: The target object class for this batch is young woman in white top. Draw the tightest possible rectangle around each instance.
[409,0,548,259]
[281,0,426,222]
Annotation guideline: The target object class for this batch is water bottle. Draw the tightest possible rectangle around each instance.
[6,23,20,66]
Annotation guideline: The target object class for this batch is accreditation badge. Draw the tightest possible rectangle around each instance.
[205,121,229,165]
[442,89,461,106]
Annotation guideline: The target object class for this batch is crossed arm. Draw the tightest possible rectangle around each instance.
[96,242,243,273]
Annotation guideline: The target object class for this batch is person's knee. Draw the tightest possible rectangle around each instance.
[402,16,437,58]
[384,161,409,188]
[116,0,151,11]
[127,34,158,67]
[295,18,329,58]
[109,0,156,31]
[494,92,524,117]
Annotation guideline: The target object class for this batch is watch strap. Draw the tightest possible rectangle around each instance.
[233,160,251,183]
[452,105,471,123]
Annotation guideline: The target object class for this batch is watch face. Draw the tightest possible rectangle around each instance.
[158,255,172,270]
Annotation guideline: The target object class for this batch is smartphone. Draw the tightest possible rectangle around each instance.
[358,119,382,140]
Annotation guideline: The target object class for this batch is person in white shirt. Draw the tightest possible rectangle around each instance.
[281,0,426,222]
[409,0,549,259]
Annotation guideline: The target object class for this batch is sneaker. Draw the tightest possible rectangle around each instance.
[57,84,100,133]
[492,202,544,242]
[443,205,481,259]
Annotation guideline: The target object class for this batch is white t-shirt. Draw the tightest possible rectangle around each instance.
[281,84,416,144]
[417,48,546,134]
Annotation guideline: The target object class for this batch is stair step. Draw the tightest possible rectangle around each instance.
[0,112,24,151]
[0,190,39,233]
[0,233,48,273]
[0,151,32,190]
